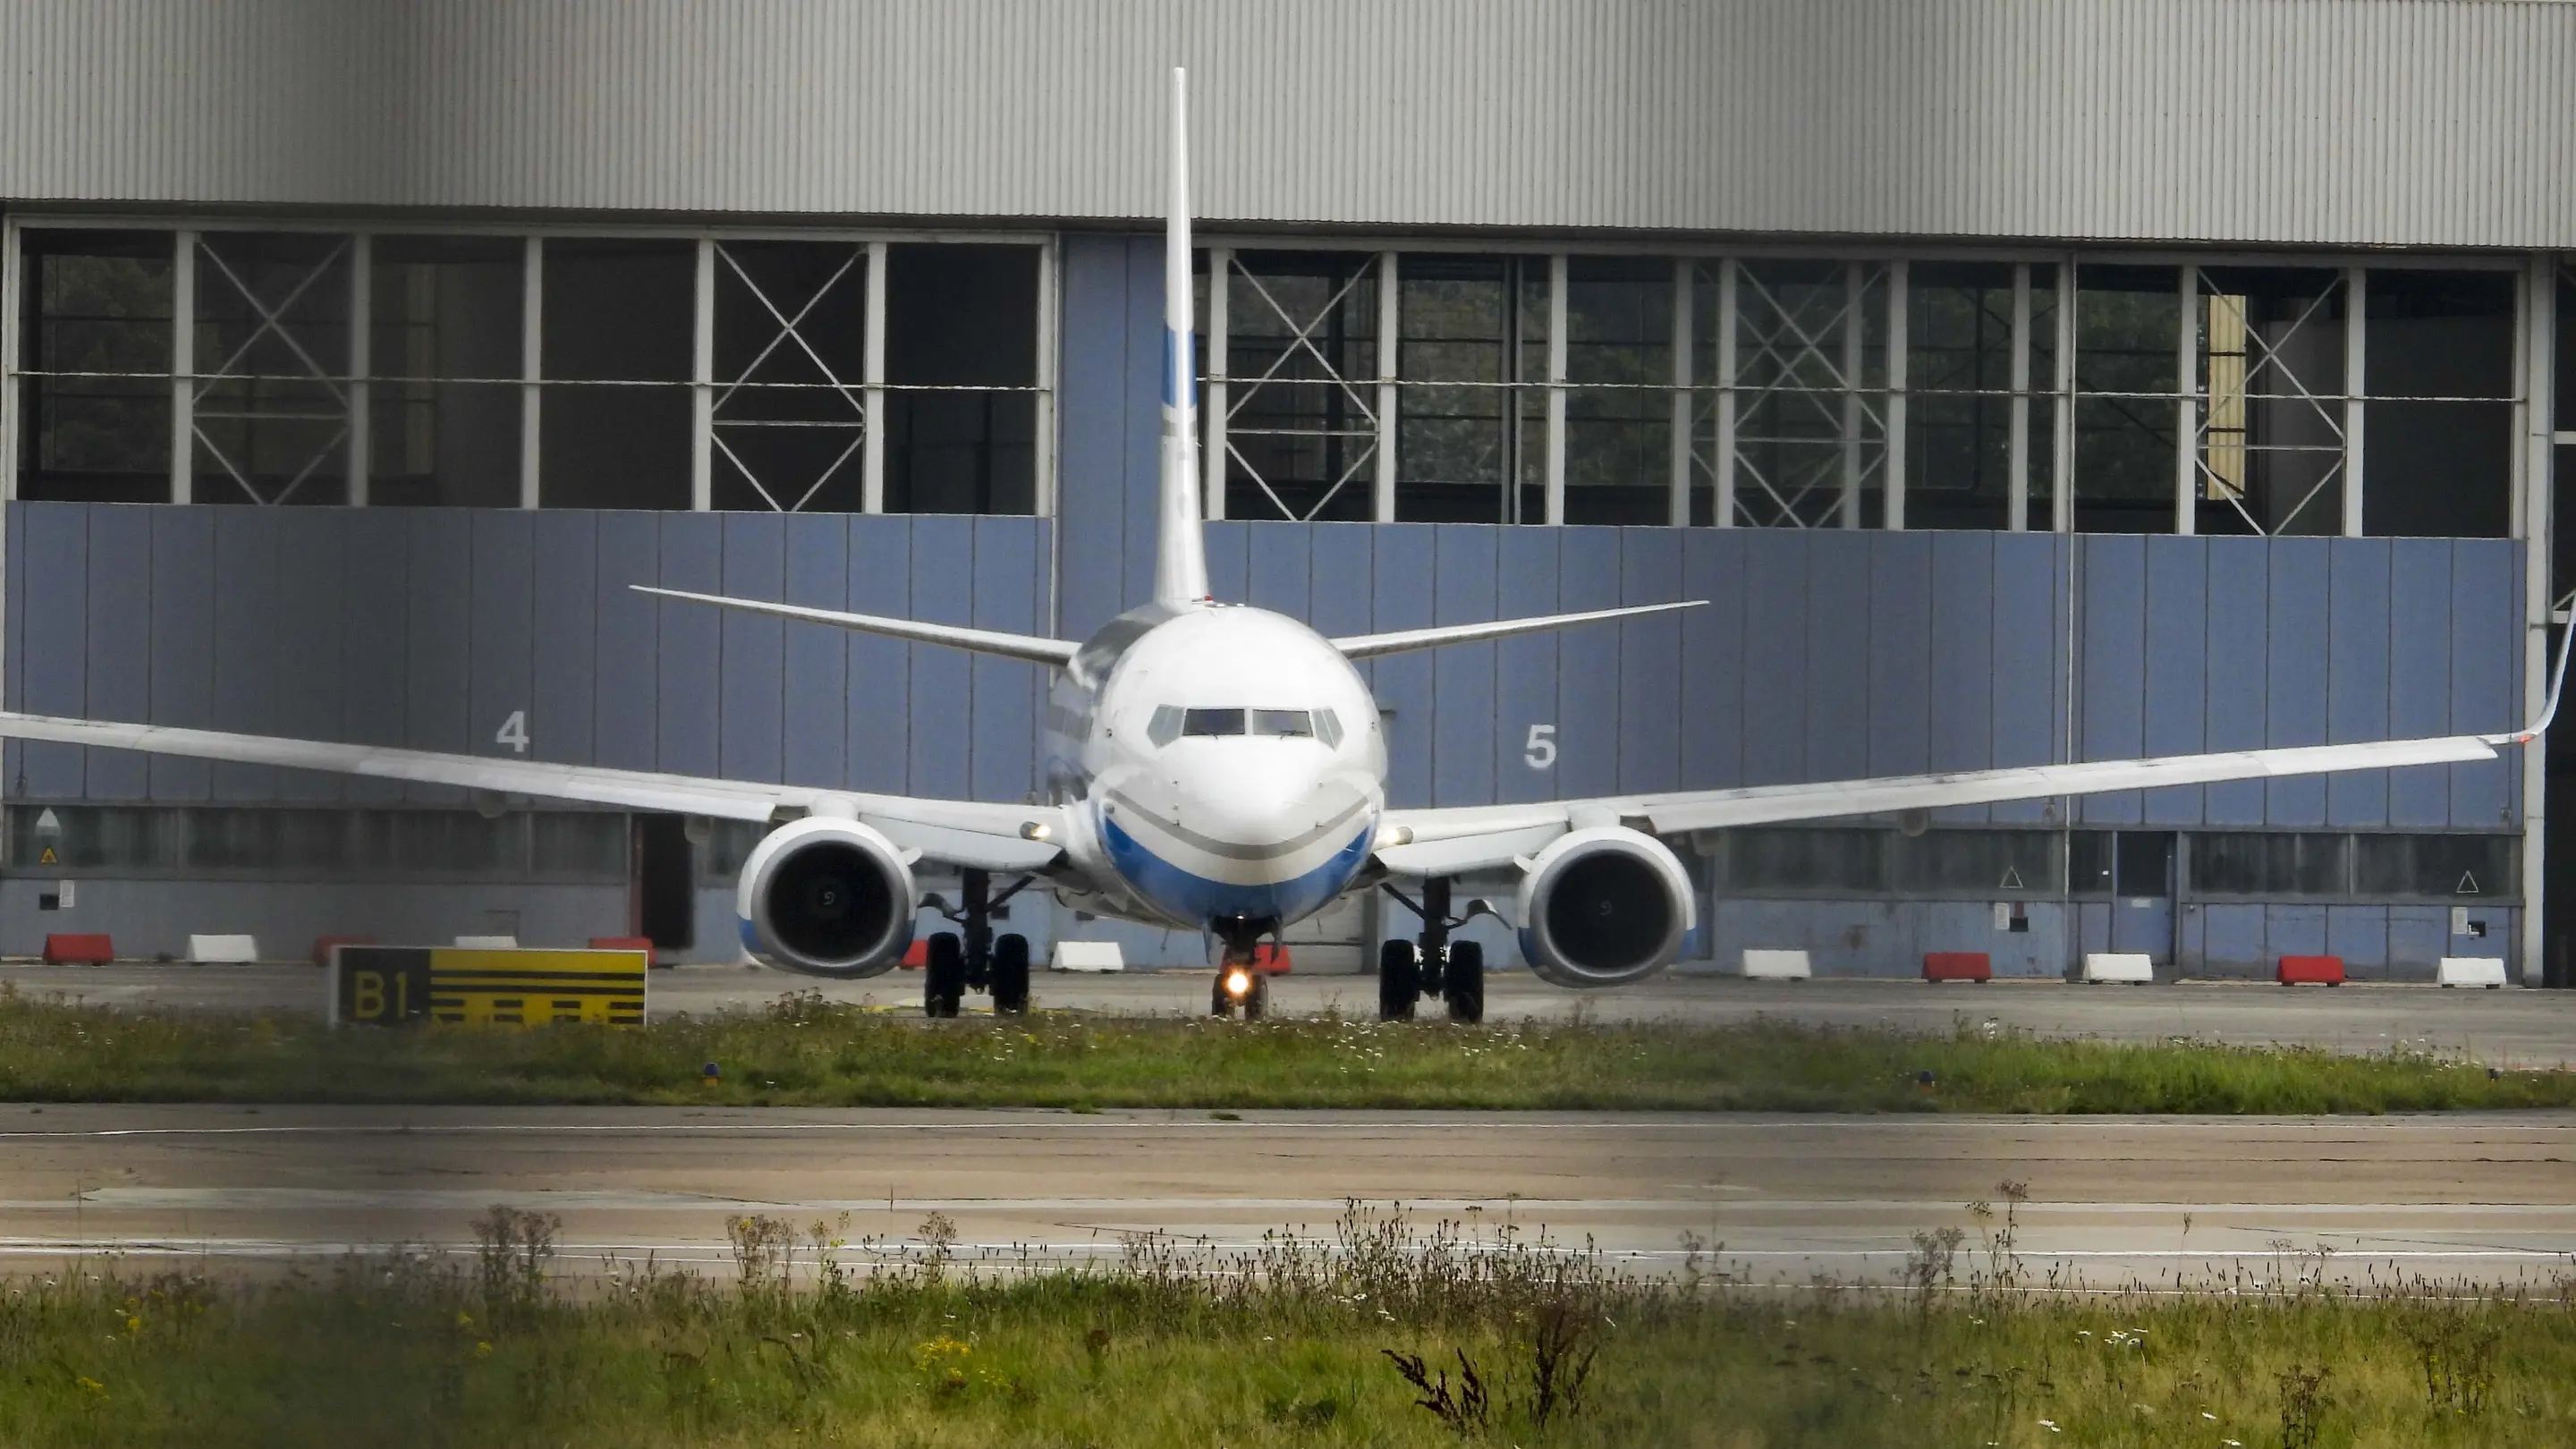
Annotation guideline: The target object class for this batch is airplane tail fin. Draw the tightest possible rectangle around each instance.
[1153,66,1212,608]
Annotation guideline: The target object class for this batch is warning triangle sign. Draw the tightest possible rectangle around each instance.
[36,846,55,866]
[2456,871,2481,895]
[1999,866,2025,891]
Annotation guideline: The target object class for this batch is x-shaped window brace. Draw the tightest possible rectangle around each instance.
[710,244,869,513]
[1221,260,1380,521]
[190,238,352,505]
[2192,274,2349,537]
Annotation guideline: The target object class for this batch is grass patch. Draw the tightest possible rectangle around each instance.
[4,981,2574,1113]
[4,1204,2576,1445]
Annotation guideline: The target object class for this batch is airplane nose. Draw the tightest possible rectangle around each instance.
[1183,750,1347,844]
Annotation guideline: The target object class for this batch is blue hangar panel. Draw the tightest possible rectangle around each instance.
[1431,523,1498,808]
[81,504,152,801]
[1679,529,1743,794]
[402,510,473,803]
[654,513,724,780]
[717,511,786,784]
[338,508,409,803]
[844,514,911,795]
[470,509,538,790]
[1986,532,2062,823]
[18,503,89,798]
[2139,534,2208,826]
[1924,531,1994,823]
[270,507,348,802]
[907,513,974,800]
[1372,523,1436,809]
[1619,528,1683,795]
[2449,538,2518,828]
[530,510,600,769]
[2324,538,2392,827]
[1863,531,1930,784]
[1053,235,1137,641]
[778,513,848,790]
[2264,537,2332,827]
[2385,537,2453,827]
[591,510,662,774]
[211,506,284,802]
[970,516,1043,803]
[2075,533,2146,826]
[2201,535,2270,827]
[1554,526,1621,801]
[1801,530,1870,787]
[1493,527,1561,805]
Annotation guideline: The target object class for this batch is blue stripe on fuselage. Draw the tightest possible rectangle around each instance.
[1102,815,1367,928]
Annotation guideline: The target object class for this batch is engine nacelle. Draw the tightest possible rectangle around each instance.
[1514,826,1694,989]
[735,817,917,979]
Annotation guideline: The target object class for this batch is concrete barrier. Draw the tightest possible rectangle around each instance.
[1050,941,1125,973]
[1923,952,1991,983]
[1741,949,1812,980]
[2436,956,2508,988]
[187,934,259,964]
[2080,953,2155,984]
[41,933,112,965]
[2277,954,2344,987]
[453,935,519,950]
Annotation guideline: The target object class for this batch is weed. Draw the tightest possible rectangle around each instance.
[471,1204,559,1326]
[1382,1346,1490,1434]
[2278,1363,2333,1448]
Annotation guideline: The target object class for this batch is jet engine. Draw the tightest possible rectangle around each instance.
[1514,826,1694,988]
[736,817,917,979]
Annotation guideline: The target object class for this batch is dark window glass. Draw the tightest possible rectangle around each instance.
[2352,834,2514,900]
[2363,270,2513,538]
[1182,708,1246,737]
[18,230,173,502]
[1561,257,1673,525]
[2194,267,2346,538]
[532,812,629,878]
[368,236,521,507]
[882,243,1038,515]
[712,241,870,513]
[539,239,692,509]
[9,806,175,870]
[1891,829,2064,894]
[1224,251,1378,522]
[2557,269,2576,429]
[1394,254,1547,523]
[1720,828,1885,892]
[1252,709,1312,737]
[394,810,524,874]
[2072,265,2179,534]
[2189,832,2345,896]
[1905,263,2015,530]
[2068,830,2114,894]
[2114,831,2175,894]
[705,819,766,885]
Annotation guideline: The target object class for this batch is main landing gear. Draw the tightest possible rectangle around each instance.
[1377,877,1486,1024]
[1208,917,1273,1021]
[919,868,1038,1019]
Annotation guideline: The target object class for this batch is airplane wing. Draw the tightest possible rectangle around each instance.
[1375,631,2566,877]
[1331,601,1704,659]
[631,587,1078,667]
[0,712,1066,874]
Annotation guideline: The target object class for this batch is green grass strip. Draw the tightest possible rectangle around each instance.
[3,983,2572,1112]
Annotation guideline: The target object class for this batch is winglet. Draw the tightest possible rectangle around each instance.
[1152,66,1211,608]
[2490,621,2573,745]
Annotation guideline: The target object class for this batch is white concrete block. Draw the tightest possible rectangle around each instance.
[453,935,520,951]
[2081,952,2156,984]
[2436,956,2508,988]
[1741,949,1811,980]
[186,933,258,964]
[1049,940,1125,973]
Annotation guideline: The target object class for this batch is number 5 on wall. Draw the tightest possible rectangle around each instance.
[1524,723,1556,771]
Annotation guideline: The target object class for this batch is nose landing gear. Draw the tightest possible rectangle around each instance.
[919,868,1038,1019]
[1208,917,1275,1020]
[1377,877,1487,1023]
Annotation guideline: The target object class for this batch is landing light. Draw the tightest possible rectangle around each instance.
[1224,969,1252,998]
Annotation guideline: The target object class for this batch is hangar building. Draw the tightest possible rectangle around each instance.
[1,0,2571,980]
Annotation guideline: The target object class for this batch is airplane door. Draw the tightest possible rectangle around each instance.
[2109,831,2174,963]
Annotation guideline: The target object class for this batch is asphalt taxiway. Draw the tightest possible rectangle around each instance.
[2,1105,2570,1288]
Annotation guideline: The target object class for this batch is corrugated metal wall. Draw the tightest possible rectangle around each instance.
[4,0,2575,248]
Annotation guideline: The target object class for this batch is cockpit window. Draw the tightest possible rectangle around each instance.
[1182,708,1246,737]
[1312,708,1343,748]
[1147,706,1183,747]
[1252,709,1311,737]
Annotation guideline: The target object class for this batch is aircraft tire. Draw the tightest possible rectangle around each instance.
[1443,941,1485,1024]
[1377,940,1419,1021]
[924,932,966,1018]
[990,933,1031,1014]
[1209,972,1235,1018]
[1244,971,1270,1021]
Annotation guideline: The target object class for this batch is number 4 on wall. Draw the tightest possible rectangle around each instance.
[496,710,530,754]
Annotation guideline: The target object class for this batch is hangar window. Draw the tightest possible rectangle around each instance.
[712,240,869,513]
[1891,829,2063,894]
[369,235,523,508]
[2072,265,2181,534]
[1216,250,1380,522]
[2361,270,2513,538]
[1561,258,1674,526]
[1905,262,2059,531]
[539,239,695,510]
[881,242,1040,515]
[2,805,629,882]
[2352,834,2514,901]
[2192,267,2348,538]
[2188,832,2348,897]
[1716,827,1885,893]
[1722,259,1891,528]
[1392,254,1547,523]
[16,229,174,503]
[191,232,354,505]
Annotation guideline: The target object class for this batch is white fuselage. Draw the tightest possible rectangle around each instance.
[1042,604,1387,932]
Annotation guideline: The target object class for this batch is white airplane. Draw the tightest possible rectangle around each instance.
[1,72,2563,1021]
